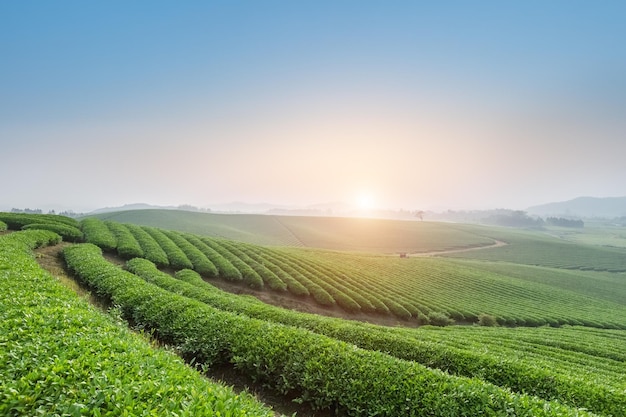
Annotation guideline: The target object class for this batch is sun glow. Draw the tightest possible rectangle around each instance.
[356,192,376,211]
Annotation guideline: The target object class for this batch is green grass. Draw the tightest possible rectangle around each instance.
[545,221,626,248]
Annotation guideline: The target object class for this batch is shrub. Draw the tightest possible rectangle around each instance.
[22,223,84,242]
[477,313,498,327]
[428,311,454,326]
[81,218,117,250]
[62,243,596,417]
[0,232,275,417]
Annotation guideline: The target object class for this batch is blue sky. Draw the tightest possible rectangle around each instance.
[2,1,625,212]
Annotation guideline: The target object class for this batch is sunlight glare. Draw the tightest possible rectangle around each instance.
[356,192,375,211]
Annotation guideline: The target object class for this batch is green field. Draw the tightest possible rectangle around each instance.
[3,210,626,416]
[93,209,495,252]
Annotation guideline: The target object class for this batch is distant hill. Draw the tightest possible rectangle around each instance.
[90,209,494,253]
[88,203,180,215]
[527,196,626,218]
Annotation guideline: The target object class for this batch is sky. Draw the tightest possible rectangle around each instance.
[2,1,625,213]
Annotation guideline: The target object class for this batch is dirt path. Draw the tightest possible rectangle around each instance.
[409,239,507,257]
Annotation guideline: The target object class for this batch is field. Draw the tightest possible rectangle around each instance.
[93,209,495,252]
[2,210,626,416]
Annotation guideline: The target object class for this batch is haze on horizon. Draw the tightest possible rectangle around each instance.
[2,1,625,214]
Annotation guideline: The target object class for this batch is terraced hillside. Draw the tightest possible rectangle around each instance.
[0,229,276,416]
[92,209,494,252]
[74,216,626,328]
[4,212,626,416]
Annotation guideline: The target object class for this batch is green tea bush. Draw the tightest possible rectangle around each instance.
[105,221,144,258]
[428,311,455,326]
[0,231,275,417]
[477,313,498,327]
[174,268,206,286]
[242,248,311,296]
[218,240,288,291]
[184,234,242,280]
[163,230,219,277]
[0,220,7,232]
[125,224,170,267]
[125,257,626,416]
[21,223,83,242]
[201,238,264,288]
[0,212,78,229]
[64,244,597,417]
[144,227,193,270]
[81,217,117,250]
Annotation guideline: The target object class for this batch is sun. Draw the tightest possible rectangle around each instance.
[356,192,375,211]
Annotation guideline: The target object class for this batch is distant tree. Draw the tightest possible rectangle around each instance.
[414,210,425,221]
[482,210,544,228]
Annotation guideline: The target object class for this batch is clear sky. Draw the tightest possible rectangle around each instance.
[2,1,625,213]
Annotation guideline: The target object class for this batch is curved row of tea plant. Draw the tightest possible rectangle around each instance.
[0,212,83,241]
[0,230,276,417]
[105,220,144,258]
[63,243,592,417]
[80,217,117,250]
[162,229,219,277]
[125,257,625,416]
[124,223,170,266]
[143,227,194,270]
[182,233,242,280]
[79,218,626,328]
[199,236,264,288]
[448,227,626,272]
[296,249,626,328]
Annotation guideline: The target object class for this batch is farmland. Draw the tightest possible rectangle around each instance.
[94,209,495,252]
[2,210,626,416]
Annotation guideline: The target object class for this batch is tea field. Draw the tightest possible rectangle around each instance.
[2,211,626,416]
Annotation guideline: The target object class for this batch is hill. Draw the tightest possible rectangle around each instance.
[527,196,626,218]
[4,212,626,416]
[91,209,495,253]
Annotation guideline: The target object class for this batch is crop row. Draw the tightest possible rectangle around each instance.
[0,212,83,242]
[448,229,626,272]
[76,218,626,328]
[62,243,592,417]
[125,256,625,416]
[305,249,626,329]
[0,230,275,417]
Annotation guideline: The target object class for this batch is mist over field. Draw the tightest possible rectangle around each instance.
[2,2,625,213]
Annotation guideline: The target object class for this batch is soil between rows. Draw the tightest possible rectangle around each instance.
[35,242,344,417]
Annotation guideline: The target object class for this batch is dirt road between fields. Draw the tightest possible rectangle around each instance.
[409,239,507,257]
